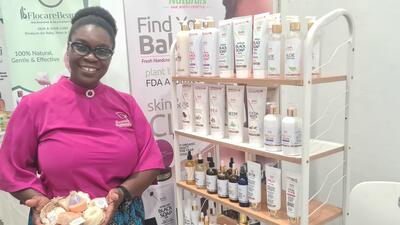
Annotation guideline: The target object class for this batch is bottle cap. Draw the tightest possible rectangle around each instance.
[229,157,234,168]
[272,23,282,33]
[306,16,317,30]
[239,214,248,224]
[192,200,198,210]
[194,19,202,29]
[269,104,279,114]
[181,22,189,31]
[198,154,203,163]
[287,107,297,117]
[207,152,212,162]
[187,151,193,160]
[209,160,215,168]
[287,16,301,31]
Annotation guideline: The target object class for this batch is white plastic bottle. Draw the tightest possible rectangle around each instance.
[176,21,190,76]
[267,20,282,78]
[285,16,302,78]
[306,16,321,75]
[189,19,203,77]
[202,17,219,77]
[281,107,302,155]
[264,104,281,152]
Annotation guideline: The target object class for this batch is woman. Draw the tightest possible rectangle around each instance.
[0,6,164,225]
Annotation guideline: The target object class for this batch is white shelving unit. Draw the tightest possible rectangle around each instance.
[170,9,354,225]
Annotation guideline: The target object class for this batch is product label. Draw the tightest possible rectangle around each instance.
[194,86,208,133]
[195,171,206,188]
[228,182,238,201]
[189,32,202,76]
[184,212,192,225]
[182,85,193,130]
[202,30,218,76]
[282,123,301,147]
[238,184,248,203]
[252,19,267,72]
[267,40,281,75]
[286,179,298,217]
[218,24,233,73]
[285,38,302,76]
[206,174,217,192]
[264,118,282,146]
[248,112,261,137]
[217,179,228,197]
[185,166,195,182]
[235,41,247,69]
[266,175,279,209]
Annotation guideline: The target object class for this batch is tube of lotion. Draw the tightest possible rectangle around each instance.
[233,16,253,78]
[246,86,267,147]
[247,161,262,210]
[194,84,209,135]
[253,12,271,78]
[286,171,301,223]
[202,17,219,77]
[182,84,194,131]
[209,84,225,139]
[227,85,245,142]
[218,19,234,78]
[265,164,281,216]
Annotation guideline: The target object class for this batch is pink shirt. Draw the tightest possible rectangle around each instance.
[0,76,164,198]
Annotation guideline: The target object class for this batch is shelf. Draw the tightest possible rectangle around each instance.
[171,75,346,86]
[178,181,342,225]
[175,130,344,164]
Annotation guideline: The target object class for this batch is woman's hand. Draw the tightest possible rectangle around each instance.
[101,188,124,225]
[25,195,50,225]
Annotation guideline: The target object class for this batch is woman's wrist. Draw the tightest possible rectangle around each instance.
[117,185,132,202]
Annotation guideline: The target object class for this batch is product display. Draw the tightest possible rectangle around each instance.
[40,191,106,225]
[182,84,195,131]
[172,9,352,225]
[206,159,218,194]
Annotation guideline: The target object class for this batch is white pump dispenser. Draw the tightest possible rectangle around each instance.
[285,16,302,78]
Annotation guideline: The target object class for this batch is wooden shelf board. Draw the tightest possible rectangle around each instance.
[175,130,344,164]
[171,75,346,86]
[178,182,342,225]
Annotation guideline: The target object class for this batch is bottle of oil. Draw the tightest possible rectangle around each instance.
[228,163,239,202]
[185,151,195,185]
[217,160,228,198]
[195,154,206,189]
[238,164,249,207]
[206,159,218,194]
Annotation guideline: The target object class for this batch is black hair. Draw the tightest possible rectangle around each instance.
[68,6,117,48]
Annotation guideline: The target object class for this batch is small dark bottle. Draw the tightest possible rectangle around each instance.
[238,164,249,207]
[206,160,218,194]
[226,157,234,177]
[228,163,239,202]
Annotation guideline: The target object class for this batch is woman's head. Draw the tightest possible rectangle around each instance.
[67,6,117,89]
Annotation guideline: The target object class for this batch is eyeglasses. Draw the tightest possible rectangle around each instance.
[69,41,114,60]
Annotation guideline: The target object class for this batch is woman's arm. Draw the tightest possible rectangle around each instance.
[120,169,160,198]
[11,188,46,204]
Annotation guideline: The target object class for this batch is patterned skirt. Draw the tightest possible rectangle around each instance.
[28,197,145,225]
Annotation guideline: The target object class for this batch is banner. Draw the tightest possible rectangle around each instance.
[0,19,12,111]
[1,0,101,106]
[123,0,225,224]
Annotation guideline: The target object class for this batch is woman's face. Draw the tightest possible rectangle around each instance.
[68,24,113,89]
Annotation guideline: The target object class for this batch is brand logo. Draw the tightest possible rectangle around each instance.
[19,6,74,21]
[115,112,132,128]
[38,0,63,8]
[169,0,207,5]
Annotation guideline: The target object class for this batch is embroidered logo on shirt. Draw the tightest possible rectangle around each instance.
[115,112,132,128]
